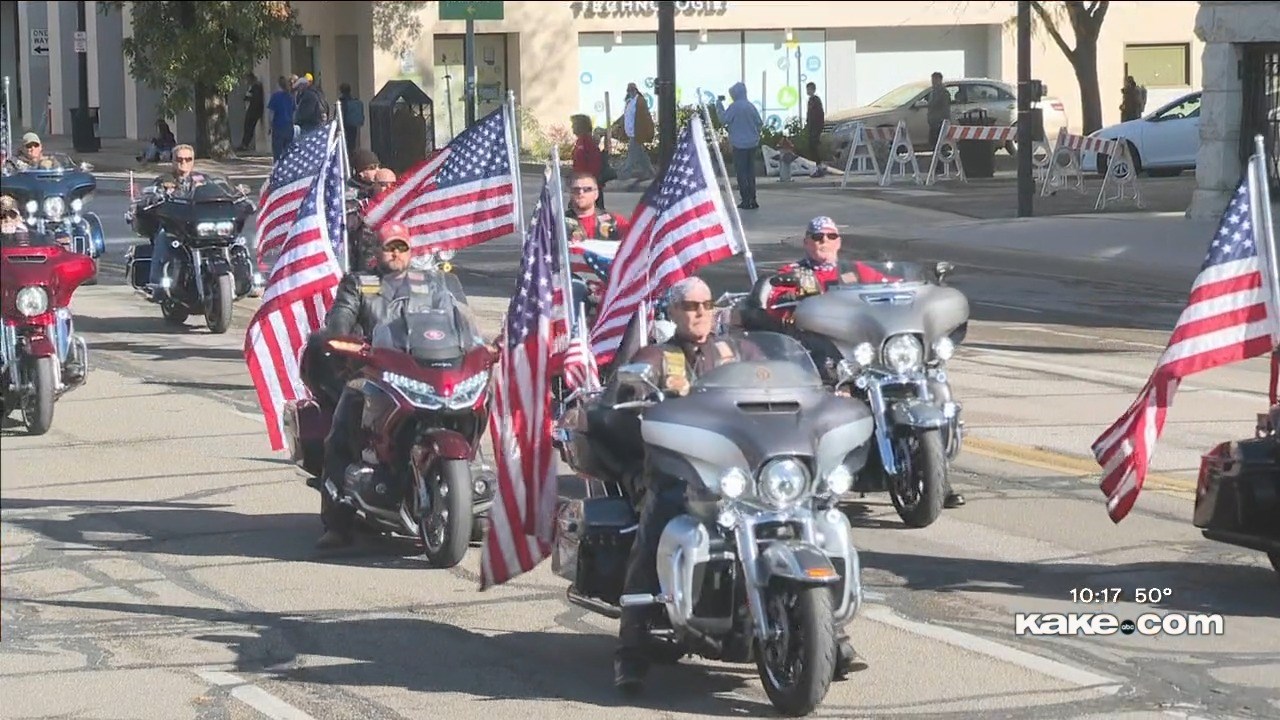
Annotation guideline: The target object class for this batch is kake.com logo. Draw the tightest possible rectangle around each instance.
[1014,612,1225,637]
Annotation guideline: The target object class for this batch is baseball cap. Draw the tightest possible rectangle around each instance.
[377,221,410,247]
[22,132,41,146]
[350,148,379,172]
[806,216,839,236]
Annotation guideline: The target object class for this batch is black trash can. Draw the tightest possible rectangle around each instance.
[954,108,995,178]
[70,107,101,153]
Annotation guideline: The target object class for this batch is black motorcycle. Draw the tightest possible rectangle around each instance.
[125,175,262,333]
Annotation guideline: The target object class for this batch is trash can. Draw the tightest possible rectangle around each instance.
[70,107,101,153]
[954,108,995,178]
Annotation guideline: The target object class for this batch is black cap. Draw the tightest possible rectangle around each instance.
[350,149,379,172]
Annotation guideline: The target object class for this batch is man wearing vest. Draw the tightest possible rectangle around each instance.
[611,276,862,693]
[565,171,629,316]
[759,216,966,510]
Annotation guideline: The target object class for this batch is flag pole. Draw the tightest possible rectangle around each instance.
[505,90,527,246]
[696,86,757,285]
[549,144,580,337]
[1250,134,1280,348]
[2,76,11,161]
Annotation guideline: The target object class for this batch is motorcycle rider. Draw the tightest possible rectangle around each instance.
[759,216,965,510]
[147,145,208,293]
[612,276,862,693]
[4,133,60,172]
[565,171,629,318]
[314,220,417,549]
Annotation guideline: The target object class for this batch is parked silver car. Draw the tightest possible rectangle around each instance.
[824,78,1070,167]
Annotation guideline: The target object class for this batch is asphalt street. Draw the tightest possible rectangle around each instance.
[2,181,1277,720]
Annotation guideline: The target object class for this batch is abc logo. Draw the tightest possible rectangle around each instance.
[1120,619,1136,635]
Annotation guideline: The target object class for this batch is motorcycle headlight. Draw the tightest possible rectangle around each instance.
[25,200,38,216]
[852,342,875,367]
[446,370,489,409]
[383,371,444,409]
[196,221,236,237]
[718,467,749,499]
[884,334,923,374]
[934,337,955,362]
[43,196,65,220]
[70,198,84,214]
[16,286,49,317]
[825,464,854,496]
[759,458,809,507]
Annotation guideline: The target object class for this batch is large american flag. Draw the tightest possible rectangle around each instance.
[255,124,345,267]
[362,105,517,255]
[479,169,559,590]
[589,114,743,364]
[244,121,347,451]
[1091,175,1278,522]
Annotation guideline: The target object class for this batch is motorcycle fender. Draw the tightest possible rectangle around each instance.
[757,540,841,585]
[415,428,472,461]
[82,212,106,258]
[888,399,948,430]
[203,254,232,278]
[23,333,57,358]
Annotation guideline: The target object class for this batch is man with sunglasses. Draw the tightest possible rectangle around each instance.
[5,132,59,171]
[313,221,419,549]
[565,171,629,317]
[147,145,208,292]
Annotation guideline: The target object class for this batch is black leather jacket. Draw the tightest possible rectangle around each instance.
[325,270,413,340]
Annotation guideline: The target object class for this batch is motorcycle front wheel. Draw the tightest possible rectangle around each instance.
[888,429,946,528]
[205,273,234,334]
[756,582,838,717]
[22,356,56,436]
[417,458,474,569]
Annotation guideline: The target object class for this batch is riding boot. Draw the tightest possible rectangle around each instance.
[943,476,966,508]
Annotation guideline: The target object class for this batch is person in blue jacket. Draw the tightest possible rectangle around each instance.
[715,82,764,210]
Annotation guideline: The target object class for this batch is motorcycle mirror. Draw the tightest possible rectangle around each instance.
[408,254,434,271]
[934,261,954,281]
[80,162,94,173]
[236,183,251,196]
[436,248,457,262]
[616,362,657,389]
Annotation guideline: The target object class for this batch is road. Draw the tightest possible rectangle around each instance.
[2,182,1277,720]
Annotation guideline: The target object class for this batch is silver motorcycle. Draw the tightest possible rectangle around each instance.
[737,261,969,528]
[553,330,875,716]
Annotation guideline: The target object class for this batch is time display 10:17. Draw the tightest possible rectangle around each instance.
[1070,588,1174,604]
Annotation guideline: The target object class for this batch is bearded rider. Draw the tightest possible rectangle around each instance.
[565,171,630,316]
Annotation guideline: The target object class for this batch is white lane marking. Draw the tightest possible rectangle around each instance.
[975,301,1044,314]
[860,604,1123,694]
[197,670,318,720]
[1004,325,1166,350]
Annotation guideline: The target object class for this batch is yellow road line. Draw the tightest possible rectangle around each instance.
[963,436,1197,498]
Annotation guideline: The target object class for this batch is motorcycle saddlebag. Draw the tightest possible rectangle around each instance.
[282,398,330,476]
[126,242,152,289]
[554,496,636,604]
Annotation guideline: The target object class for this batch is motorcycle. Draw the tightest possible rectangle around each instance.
[124,175,262,333]
[283,259,496,567]
[1,229,96,435]
[736,260,969,528]
[0,154,105,276]
[553,330,875,717]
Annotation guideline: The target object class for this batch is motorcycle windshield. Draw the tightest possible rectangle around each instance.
[371,273,485,363]
[690,331,824,392]
[171,176,241,202]
[2,152,79,174]
[834,260,930,287]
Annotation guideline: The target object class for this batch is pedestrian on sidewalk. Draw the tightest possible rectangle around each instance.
[571,113,612,210]
[137,120,176,163]
[716,82,763,209]
[805,81,825,164]
[239,72,264,153]
[267,76,295,161]
[927,71,951,149]
[612,83,655,184]
[338,84,364,153]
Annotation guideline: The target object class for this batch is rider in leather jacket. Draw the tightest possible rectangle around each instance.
[565,171,628,318]
[314,220,417,549]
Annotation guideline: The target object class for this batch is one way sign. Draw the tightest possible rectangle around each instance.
[31,28,49,57]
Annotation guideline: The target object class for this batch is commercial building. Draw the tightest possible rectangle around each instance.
[3,1,1203,152]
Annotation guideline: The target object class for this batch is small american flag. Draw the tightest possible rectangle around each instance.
[589,114,743,365]
[255,124,346,268]
[1091,174,1278,522]
[480,166,559,590]
[570,239,615,310]
[363,105,517,255]
[244,121,347,451]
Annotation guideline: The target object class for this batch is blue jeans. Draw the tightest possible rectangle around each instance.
[150,229,172,287]
[733,147,757,205]
[271,125,294,160]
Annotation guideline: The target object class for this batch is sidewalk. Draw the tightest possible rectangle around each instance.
[38,134,276,182]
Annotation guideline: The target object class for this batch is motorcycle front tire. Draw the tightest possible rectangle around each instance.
[22,355,56,436]
[420,458,474,569]
[889,429,947,528]
[756,583,838,717]
[205,273,234,334]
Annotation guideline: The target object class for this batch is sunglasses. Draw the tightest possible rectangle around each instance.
[808,232,840,242]
[176,156,195,163]
[383,241,410,253]
[569,186,597,194]
[25,142,40,148]
[676,300,715,312]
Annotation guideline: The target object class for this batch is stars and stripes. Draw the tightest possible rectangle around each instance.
[588,114,743,365]
[480,167,559,590]
[254,125,337,264]
[244,120,347,451]
[1091,174,1278,522]
[361,105,518,255]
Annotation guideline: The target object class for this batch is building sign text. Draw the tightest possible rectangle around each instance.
[571,1,730,18]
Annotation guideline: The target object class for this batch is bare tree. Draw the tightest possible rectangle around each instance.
[1029,1,1110,135]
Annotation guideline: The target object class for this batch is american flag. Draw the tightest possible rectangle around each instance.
[244,121,347,451]
[255,124,347,268]
[589,114,743,364]
[1091,175,1278,522]
[0,84,10,164]
[479,167,560,590]
[570,239,615,309]
[362,105,517,255]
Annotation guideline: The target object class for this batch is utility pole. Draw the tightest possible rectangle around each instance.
[464,18,476,128]
[656,1,676,169]
[1016,1,1033,217]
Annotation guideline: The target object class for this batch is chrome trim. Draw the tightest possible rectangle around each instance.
[865,380,898,475]
[812,508,863,623]
[733,516,772,641]
[2,323,20,387]
[655,514,714,629]
[190,248,205,300]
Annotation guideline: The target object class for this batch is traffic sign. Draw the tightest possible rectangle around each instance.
[30,28,48,56]
[439,1,503,21]
[74,31,87,53]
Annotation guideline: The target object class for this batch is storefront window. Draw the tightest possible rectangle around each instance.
[435,34,509,146]
[743,30,826,132]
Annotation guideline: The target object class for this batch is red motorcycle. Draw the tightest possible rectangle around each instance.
[1,229,96,435]
[283,270,496,568]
